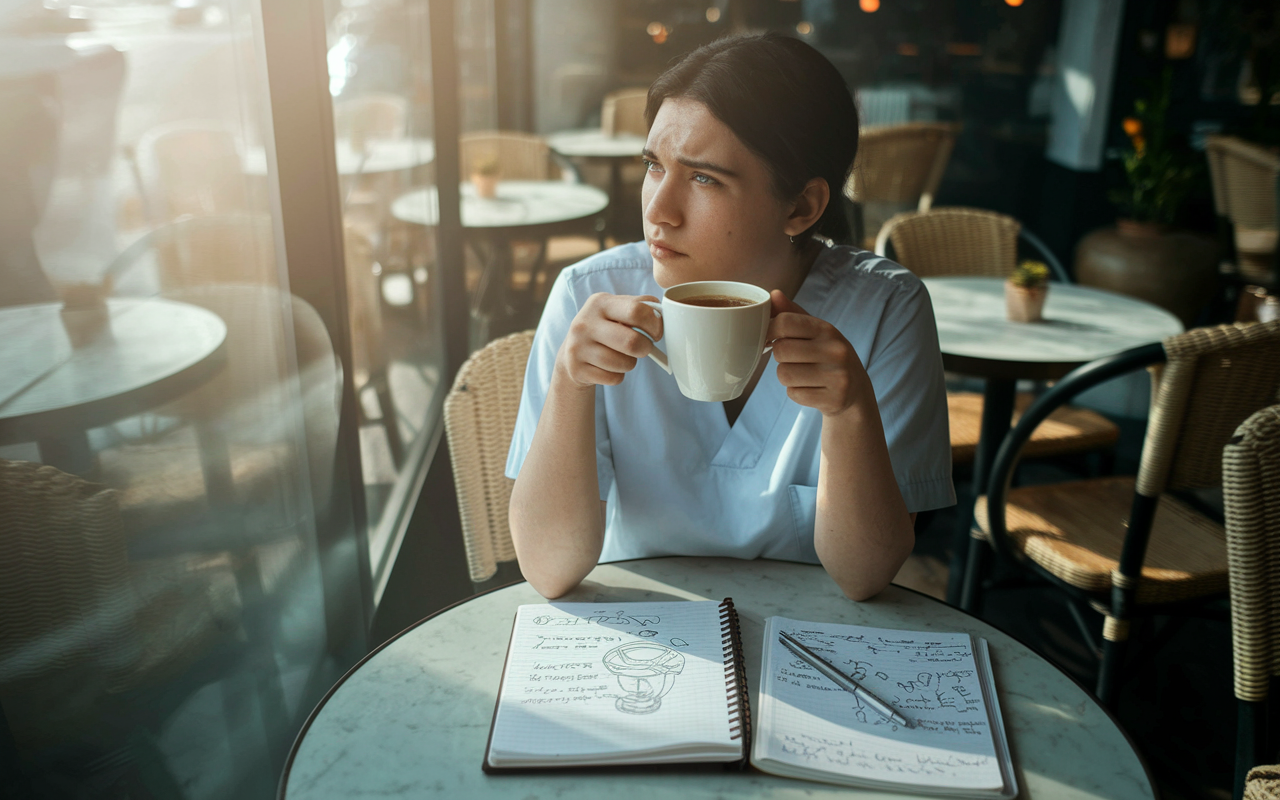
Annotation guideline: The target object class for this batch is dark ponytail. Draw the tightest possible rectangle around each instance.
[645,32,859,245]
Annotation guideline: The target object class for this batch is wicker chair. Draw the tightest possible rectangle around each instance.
[876,207,1120,468]
[1206,135,1279,289]
[333,93,407,144]
[1247,764,1280,800]
[460,131,565,182]
[845,122,960,249]
[0,460,240,745]
[972,320,1280,706]
[601,87,648,137]
[443,330,533,583]
[1225,405,1280,799]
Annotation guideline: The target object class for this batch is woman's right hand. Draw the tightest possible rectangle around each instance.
[556,293,663,389]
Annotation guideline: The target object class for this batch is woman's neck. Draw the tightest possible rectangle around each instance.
[776,238,824,301]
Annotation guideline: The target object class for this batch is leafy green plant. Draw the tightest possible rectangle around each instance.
[1009,260,1050,289]
[1109,67,1200,226]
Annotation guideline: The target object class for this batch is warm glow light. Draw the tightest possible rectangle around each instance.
[646,21,663,35]
[796,21,813,35]
[650,24,669,44]
[1005,0,1024,6]
[705,7,720,22]
[946,42,982,56]
[859,0,879,12]
[897,43,919,56]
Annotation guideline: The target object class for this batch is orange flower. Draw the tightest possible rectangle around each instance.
[1132,135,1146,156]
[1122,117,1142,138]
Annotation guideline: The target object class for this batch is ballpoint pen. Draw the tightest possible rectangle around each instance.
[778,630,913,728]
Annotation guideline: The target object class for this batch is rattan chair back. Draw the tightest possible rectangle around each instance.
[460,131,555,182]
[601,87,648,137]
[1137,321,1280,496]
[0,460,139,686]
[1206,135,1279,233]
[845,122,959,209]
[444,330,534,582]
[876,206,1020,278]
[1225,405,1280,704]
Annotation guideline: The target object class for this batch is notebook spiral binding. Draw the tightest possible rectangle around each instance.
[719,598,752,768]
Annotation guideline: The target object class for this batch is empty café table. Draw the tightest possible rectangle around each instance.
[242,137,435,177]
[922,277,1184,607]
[0,297,227,475]
[391,180,608,322]
[279,557,1155,799]
[547,128,646,238]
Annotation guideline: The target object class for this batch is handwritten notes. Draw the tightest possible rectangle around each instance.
[753,617,1016,797]
[486,601,742,768]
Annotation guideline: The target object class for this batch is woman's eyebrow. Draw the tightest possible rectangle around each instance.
[641,148,739,178]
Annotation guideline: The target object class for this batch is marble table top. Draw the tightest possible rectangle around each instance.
[547,128,648,159]
[390,180,609,232]
[281,558,1154,799]
[242,137,435,177]
[0,297,226,443]
[923,277,1183,368]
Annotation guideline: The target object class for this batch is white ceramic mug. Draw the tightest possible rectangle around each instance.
[641,280,772,402]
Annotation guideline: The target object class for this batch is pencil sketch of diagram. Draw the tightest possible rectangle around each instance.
[602,642,685,714]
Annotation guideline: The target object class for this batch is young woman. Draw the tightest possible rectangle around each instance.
[505,32,953,600]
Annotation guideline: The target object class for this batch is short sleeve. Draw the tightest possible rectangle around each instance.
[504,269,616,502]
[866,280,956,513]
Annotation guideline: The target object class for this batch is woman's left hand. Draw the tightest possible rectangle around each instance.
[768,290,874,417]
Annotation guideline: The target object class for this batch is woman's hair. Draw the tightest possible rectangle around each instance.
[645,32,859,245]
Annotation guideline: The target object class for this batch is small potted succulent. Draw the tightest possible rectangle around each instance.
[1005,260,1050,323]
[470,154,501,199]
[58,280,112,347]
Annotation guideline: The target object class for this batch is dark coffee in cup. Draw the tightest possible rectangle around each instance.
[680,294,755,308]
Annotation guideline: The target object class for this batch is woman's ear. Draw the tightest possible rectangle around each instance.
[784,177,830,238]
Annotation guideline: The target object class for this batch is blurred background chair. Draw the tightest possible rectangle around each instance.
[132,121,250,224]
[344,225,403,468]
[600,87,647,137]
[846,122,960,250]
[0,460,240,756]
[106,213,276,293]
[973,320,1280,706]
[333,92,407,145]
[443,330,532,586]
[1224,405,1280,800]
[1206,136,1279,290]
[876,206,1120,472]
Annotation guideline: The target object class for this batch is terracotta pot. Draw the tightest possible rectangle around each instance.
[471,173,499,199]
[1005,281,1048,323]
[1074,222,1220,327]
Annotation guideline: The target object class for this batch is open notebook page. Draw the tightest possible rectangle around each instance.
[754,617,1015,797]
[488,601,741,767]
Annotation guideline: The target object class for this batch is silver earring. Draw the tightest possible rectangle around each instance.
[789,235,795,244]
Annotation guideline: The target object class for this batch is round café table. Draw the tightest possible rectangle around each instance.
[241,137,435,177]
[547,128,646,239]
[922,277,1184,607]
[0,297,227,475]
[391,181,609,325]
[280,557,1155,799]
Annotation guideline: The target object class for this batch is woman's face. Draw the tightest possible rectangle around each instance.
[641,97,800,290]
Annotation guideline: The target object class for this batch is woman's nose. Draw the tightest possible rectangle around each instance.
[642,172,682,229]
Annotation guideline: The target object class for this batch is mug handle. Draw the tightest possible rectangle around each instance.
[638,300,670,374]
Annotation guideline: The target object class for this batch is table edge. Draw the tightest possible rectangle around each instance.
[277,558,1160,800]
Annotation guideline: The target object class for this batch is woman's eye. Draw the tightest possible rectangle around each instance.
[642,158,663,173]
[693,173,718,186]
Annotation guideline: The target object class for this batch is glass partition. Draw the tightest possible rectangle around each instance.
[0,0,364,795]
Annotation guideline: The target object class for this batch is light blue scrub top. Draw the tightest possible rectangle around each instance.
[505,241,955,565]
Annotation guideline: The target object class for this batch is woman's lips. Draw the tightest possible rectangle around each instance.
[649,242,686,259]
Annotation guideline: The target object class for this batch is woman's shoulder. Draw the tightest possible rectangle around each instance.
[814,244,927,308]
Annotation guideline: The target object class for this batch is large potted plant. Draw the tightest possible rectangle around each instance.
[1075,69,1220,327]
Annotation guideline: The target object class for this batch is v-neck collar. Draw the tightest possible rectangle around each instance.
[707,247,836,469]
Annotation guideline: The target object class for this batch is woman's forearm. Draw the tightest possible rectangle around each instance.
[813,399,914,601]
[508,364,607,598]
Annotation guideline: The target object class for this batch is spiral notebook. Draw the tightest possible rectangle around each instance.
[482,599,750,771]
[753,616,1017,798]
